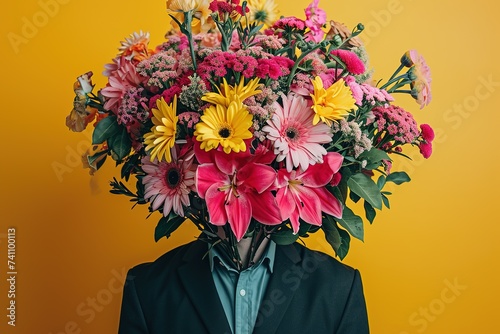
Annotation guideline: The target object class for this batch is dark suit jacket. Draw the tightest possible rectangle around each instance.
[119,240,369,333]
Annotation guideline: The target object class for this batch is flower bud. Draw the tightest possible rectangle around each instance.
[400,51,414,67]
[332,34,342,46]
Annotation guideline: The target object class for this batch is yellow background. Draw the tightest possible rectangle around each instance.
[1,0,499,333]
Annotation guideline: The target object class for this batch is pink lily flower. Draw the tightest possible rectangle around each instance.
[195,144,282,241]
[276,152,344,234]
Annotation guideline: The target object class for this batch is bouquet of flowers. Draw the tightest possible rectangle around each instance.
[66,0,433,269]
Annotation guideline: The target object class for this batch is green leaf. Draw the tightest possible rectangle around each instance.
[108,127,132,161]
[337,167,352,203]
[336,228,351,260]
[322,218,341,255]
[154,213,185,242]
[249,24,264,36]
[335,207,364,241]
[364,200,376,224]
[343,156,357,163]
[349,190,361,203]
[377,175,386,190]
[92,115,120,144]
[297,222,312,237]
[330,186,345,205]
[381,193,391,209]
[322,218,351,260]
[347,173,383,209]
[386,171,411,185]
[134,175,147,205]
[271,227,300,245]
[358,148,390,169]
[121,153,141,181]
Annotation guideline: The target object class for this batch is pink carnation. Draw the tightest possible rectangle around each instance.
[272,17,306,31]
[330,49,366,75]
[419,142,433,159]
[420,124,435,142]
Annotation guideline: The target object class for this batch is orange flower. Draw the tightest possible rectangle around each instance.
[118,31,153,62]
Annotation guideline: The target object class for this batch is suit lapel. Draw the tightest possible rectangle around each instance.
[178,240,232,334]
[253,244,304,334]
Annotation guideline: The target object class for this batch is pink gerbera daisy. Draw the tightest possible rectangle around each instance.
[101,58,145,113]
[141,149,196,217]
[262,93,333,172]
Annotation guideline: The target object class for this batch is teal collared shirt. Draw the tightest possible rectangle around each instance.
[209,241,276,334]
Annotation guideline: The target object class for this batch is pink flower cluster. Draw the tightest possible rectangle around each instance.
[254,35,285,51]
[372,105,420,152]
[197,50,293,80]
[272,17,306,31]
[117,86,149,126]
[178,112,201,129]
[156,35,190,53]
[346,77,394,106]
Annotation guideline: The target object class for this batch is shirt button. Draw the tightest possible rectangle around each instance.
[239,289,246,297]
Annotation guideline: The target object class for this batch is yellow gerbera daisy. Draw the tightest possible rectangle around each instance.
[194,100,253,154]
[144,96,178,162]
[310,76,357,126]
[202,77,261,107]
[246,0,279,28]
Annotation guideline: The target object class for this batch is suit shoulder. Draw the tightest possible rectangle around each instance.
[292,242,360,282]
[127,240,198,281]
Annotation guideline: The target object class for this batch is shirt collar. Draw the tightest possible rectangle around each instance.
[209,239,276,274]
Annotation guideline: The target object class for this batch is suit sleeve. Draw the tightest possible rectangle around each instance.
[118,269,149,334]
[335,269,370,334]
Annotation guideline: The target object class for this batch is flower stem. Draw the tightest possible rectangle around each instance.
[387,64,405,83]
[380,73,408,90]
[286,43,323,90]
[386,79,413,93]
[169,12,197,70]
